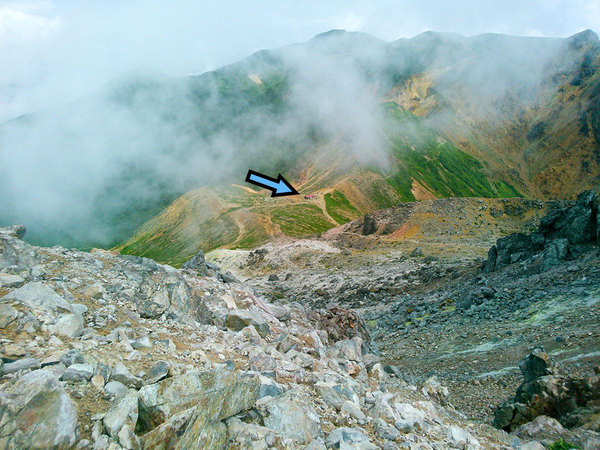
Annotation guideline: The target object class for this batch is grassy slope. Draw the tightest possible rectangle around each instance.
[116,103,521,266]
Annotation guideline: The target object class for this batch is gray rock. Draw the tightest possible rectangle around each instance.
[117,424,140,449]
[0,304,19,328]
[50,313,84,338]
[225,310,270,337]
[0,273,25,288]
[0,224,26,239]
[110,363,143,389]
[268,304,291,321]
[315,380,359,410]
[341,400,366,421]
[60,349,85,367]
[376,421,401,441]
[1,282,72,314]
[3,357,41,374]
[104,381,128,398]
[268,274,279,281]
[103,389,138,437]
[410,247,423,257]
[220,272,240,284]
[139,407,197,449]
[62,363,95,382]
[260,389,322,444]
[138,369,260,433]
[181,250,206,275]
[326,427,377,449]
[170,371,261,449]
[145,360,170,385]
[0,369,78,449]
[258,374,284,399]
[446,425,480,448]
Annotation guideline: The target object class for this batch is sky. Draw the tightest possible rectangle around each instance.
[1,0,599,122]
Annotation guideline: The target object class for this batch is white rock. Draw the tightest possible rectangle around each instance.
[341,400,367,421]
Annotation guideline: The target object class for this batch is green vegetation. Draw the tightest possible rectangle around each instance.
[382,102,521,199]
[270,204,335,237]
[547,440,581,450]
[324,190,359,224]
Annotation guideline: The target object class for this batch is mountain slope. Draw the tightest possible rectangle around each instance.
[116,102,519,266]
[1,29,599,253]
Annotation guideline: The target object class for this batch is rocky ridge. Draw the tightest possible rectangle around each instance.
[1,224,518,449]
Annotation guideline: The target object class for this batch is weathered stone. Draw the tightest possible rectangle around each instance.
[226,417,282,449]
[50,313,84,338]
[268,304,291,321]
[446,425,480,448]
[258,374,284,399]
[0,224,27,239]
[138,369,259,433]
[315,380,359,410]
[3,358,41,374]
[1,282,72,314]
[326,427,377,449]
[1,343,27,359]
[0,304,19,328]
[145,361,170,385]
[219,272,240,284]
[111,363,143,389]
[104,381,128,398]
[60,349,85,367]
[62,363,95,382]
[0,273,25,288]
[260,389,322,444]
[118,424,140,450]
[181,250,206,275]
[103,389,138,437]
[225,310,269,337]
[83,285,104,299]
[173,371,260,449]
[140,407,197,449]
[341,400,366,421]
[0,369,78,449]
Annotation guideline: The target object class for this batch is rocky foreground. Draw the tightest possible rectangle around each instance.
[0,224,523,449]
[208,193,600,449]
[2,193,600,449]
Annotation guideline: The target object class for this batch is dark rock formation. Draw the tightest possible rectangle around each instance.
[182,250,207,275]
[494,347,600,432]
[485,191,599,272]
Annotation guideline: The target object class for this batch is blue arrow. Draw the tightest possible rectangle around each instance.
[245,170,299,197]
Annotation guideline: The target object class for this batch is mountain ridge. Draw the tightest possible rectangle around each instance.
[1,29,599,255]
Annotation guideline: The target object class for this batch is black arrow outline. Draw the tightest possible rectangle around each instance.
[245,169,299,197]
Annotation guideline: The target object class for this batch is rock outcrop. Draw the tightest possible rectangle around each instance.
[485,191,598,272]
[494,348,600,439]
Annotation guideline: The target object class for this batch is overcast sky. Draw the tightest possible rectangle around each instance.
[1,0,599,122]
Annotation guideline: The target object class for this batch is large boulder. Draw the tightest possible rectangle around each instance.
[225,310,270,337]
[258,389,322,445]
[181,250,207,275]
[0,369,78,449]
[0,225,39,271]
[494,348,600,432]
[138,369,260,433]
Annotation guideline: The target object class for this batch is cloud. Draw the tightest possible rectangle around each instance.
[0,2,61,46]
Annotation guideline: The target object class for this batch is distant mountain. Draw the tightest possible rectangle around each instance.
[1,29,599,258]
